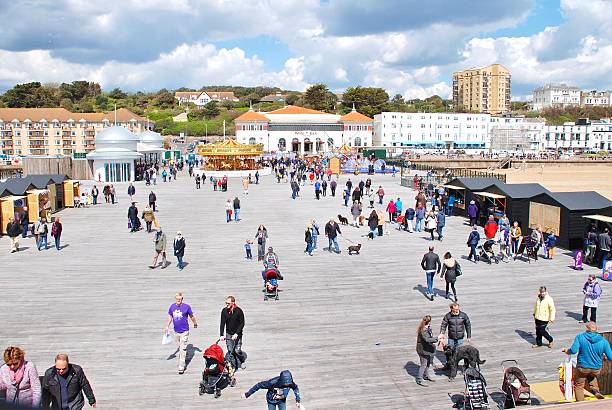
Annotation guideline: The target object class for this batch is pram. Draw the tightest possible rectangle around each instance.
[463,367,490,409]
[478,240,498,264]
[199,340,236,398]
[516,236,538,263]
[262,268,283,301]
[501,360,531,407]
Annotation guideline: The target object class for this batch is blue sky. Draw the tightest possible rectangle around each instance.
[0,0,610,99]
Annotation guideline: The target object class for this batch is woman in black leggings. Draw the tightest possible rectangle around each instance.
[440,252,460,301]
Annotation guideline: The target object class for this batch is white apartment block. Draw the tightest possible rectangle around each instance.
[541,119,612,152]
[581,90,611,107]
[373,112,491,150]
[532,84,580,111]
[0,108,150,157]
[591,119,612,151]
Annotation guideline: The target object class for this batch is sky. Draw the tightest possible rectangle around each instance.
[0,0,611,100]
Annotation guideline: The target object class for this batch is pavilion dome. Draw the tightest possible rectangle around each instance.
[139,130,164,144]
[95,126,139,144]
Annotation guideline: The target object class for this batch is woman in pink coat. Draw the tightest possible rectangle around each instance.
[386,199,397,222]
[0,346,41,407]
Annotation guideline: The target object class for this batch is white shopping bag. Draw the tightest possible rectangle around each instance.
[161,331,173,345]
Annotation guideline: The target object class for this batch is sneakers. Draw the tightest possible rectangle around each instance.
[178,369,185,374]
[532,344,541,348]
[424,376,436,382]
[416,379,427,387]
[548,342,554,349]
[592,390,605,399]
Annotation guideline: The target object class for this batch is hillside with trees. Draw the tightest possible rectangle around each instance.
[2,81,610,136]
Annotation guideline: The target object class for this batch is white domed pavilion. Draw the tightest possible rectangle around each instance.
[86,126,143,182]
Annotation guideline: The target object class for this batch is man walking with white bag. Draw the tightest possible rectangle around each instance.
[164,292,198,374]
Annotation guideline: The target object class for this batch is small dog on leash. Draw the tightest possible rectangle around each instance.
[337,215,349,225]
[358,215,366,226]
[348,244,362,255]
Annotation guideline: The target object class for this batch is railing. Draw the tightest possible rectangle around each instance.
[388,159,507,183]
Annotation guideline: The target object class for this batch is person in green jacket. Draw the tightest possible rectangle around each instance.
[563,322,612,401]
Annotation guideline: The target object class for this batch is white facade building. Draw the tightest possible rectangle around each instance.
[175,91,239,107]
[581,90,612,107]
[373,112,490,150]
[234,105,373,154]
[532,84,581,111]
[590,119,612,151]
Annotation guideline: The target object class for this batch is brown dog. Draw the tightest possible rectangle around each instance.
[358,215,366,226]
[348,244,361,255]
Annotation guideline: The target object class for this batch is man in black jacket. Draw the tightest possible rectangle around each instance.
[325,219,341,253]
[439,303,472,349]
[220,296,247,370]
[42,353,96,410]
[421,246,441,300]
[148,191,157,212]
[127,202,139,232]
[6,217,21,253]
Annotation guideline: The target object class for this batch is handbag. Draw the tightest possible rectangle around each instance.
[455,262,462,276]
[161,331,173,345]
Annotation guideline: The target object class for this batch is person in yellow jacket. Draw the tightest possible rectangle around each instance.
[533,286,556,348]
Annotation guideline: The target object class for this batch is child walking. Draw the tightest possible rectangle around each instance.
[245,239,253,259]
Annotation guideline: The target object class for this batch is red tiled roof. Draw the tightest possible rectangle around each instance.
[234,111,269,122]
[340,111,373,122]
[268,105,333,115]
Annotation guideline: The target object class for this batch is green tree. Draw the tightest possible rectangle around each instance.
[1,82,44,107]
[108,87,127,99]
[285,93,300,105]
[202,101,220,119]
[95,94,109,111]
[342,86,389,117]
[303,83,336,111]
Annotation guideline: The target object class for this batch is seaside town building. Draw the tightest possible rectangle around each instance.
[174,91,239,107]
[452,64,511,114]
[0,108,149,157]
[234,105,372,154]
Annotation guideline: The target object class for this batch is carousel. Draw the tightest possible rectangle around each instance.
[196,138,271,177]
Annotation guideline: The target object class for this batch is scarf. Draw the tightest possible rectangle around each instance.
[10,361,26,386]
[228,303,238,315]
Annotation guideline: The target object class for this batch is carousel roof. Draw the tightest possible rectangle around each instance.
[197,138,264,157]
[337,144,355,155]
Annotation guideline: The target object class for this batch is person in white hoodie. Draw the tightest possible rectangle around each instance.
[581,274,602,323]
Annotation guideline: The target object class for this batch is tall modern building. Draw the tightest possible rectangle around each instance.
[452,64,511,114]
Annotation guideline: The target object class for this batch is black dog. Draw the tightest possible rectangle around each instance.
[348,244,361,255]
[444,344,486,379]
[337,215,349,225]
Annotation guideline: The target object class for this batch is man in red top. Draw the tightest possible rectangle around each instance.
[483,215,498,240]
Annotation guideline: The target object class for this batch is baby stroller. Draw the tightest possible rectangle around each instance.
[199,340,236,398]
[463,367,490,409]
[478,240,498,264]
[501,360,531,407]
[262,268,283,301]
[516,236,537,263]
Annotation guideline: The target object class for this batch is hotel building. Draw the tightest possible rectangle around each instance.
[0,108,150,157]
[452,64,511,114]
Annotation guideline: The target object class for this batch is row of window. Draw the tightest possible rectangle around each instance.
[0,121,140,128]
[386,123,488,129]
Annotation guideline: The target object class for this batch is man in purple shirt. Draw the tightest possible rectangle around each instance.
[164,292,198,374]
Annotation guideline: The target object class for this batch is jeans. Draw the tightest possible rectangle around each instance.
[226,210,231,222]
[511,238,520,255]
[415,218,424,232]
[436,225,444,240]
[344,191,350,206]
[176,331,189,370]
[417,354,432,381]
[447,338,464,349]
[20,224,28,238]
[177,255,184,270]
[234,208,240,221]
[268,402,287,410]
[38,235,48,250]
[246,249,252,259]
[225,334,244,368]
[312,235,318,250]
[574,367,602,401]
[534,319,553,346]
[305,241,313,255]
[446,205,453,216]
[468,244,477,261]
[370,228,377,239]
[328,237,340,253]
[54,235,61,250]
[291,189,297,199]
[582,305,597,322]
[425,271,435,295]
[93,196,98,205]
[379,195,383,204]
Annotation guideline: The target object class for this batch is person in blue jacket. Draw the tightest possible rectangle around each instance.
[242,370,302,409]
[562,322,612,401]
